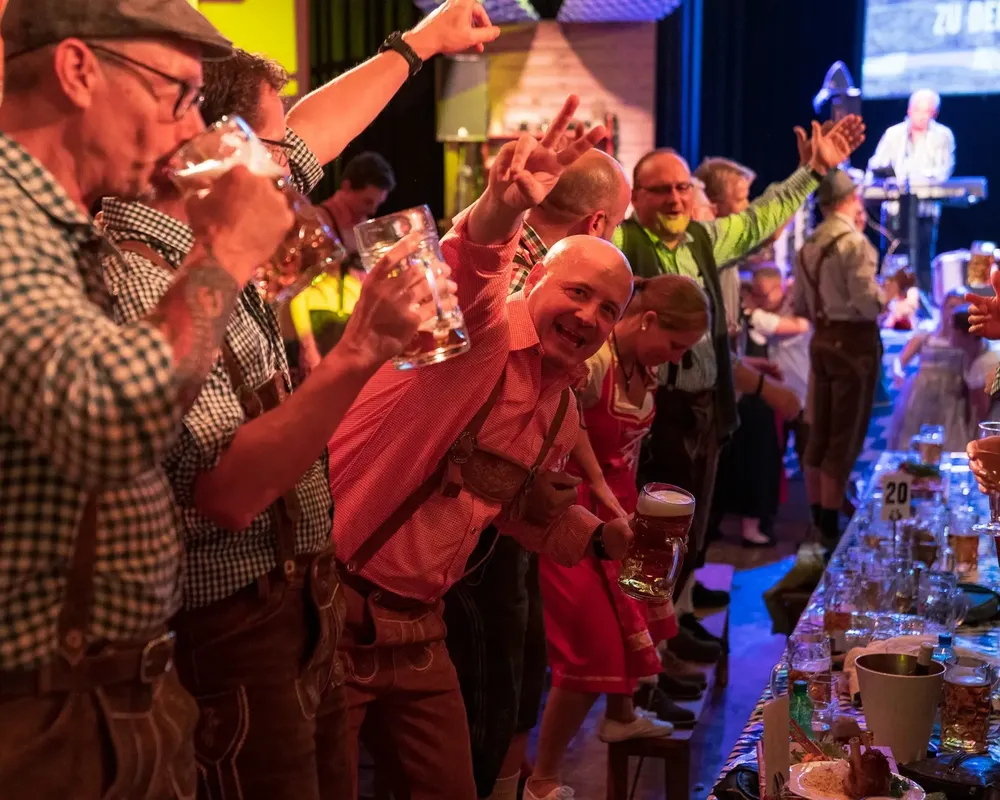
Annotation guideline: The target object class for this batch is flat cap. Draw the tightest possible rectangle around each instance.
[3,0,233,61]
[816,168,858,209]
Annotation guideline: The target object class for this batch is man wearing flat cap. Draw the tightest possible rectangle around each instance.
[0,1,297,797]
[792,168,883,550]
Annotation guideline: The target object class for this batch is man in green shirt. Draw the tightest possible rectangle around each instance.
[614,117,865,631]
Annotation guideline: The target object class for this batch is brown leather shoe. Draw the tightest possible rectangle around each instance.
[660,649,708,689]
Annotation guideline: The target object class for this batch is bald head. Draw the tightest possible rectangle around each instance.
[525,235,634,373]
[529,150,631,241]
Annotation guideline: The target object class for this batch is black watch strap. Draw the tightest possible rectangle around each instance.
[379,31,422,79]
[591,523,611,560]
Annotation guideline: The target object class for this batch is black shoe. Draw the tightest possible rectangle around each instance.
[640,687,696,728]
[692,581,730,611]
[667,626,721,664]
[679,613,725,650]
[656,671,703,700]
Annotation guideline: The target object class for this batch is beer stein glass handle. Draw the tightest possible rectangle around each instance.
[769,658,788,698]
[952,589,970,629]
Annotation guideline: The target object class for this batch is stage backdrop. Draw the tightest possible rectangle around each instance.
[692,0,999,255]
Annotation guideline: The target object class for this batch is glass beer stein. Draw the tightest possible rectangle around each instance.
[940,656,999,753]
[165,117,348,365]
[618,483,695,602]
[354,206,471,370]
[967,241,997,288]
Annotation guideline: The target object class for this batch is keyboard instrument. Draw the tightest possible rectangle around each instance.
[861,177,987,206]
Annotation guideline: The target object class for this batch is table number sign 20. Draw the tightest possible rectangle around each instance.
[880,471,914,522]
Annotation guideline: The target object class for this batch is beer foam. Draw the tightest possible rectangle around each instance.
[637,488,694,518]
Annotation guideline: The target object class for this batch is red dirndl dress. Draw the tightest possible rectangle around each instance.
[540,345,677,695]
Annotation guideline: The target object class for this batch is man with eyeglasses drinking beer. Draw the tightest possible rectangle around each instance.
[326,97,635,798]
[99,3,501,798]
[0,1,298,797]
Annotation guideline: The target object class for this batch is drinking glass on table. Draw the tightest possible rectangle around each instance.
[166,117,347,306]
[949,506,981,574]
[918,571,970,634]
[617,483,694,602]
[973,422,1000,535]
[941,656,999,753]
[822,566,857,651]
[770,630,833,703]
[353,206,470,370]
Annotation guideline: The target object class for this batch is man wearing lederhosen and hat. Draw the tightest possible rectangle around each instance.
[793,169,883,550]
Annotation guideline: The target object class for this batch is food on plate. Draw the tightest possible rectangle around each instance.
[843,737,892,799]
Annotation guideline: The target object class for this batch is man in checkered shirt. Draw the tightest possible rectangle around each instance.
[102,5,501,797]
[0,0,302,797]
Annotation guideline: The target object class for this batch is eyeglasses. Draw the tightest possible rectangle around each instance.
[636,182,693,196]
[86,43,205,121]
[260,138,293,169]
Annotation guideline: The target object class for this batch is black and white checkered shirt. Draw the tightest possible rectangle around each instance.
[0,134,185,670]
[102,128,333,609]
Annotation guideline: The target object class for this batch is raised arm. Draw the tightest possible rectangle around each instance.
[467,95,608,246]
[710,116,866,266]
[191,235,438,529]
[287,0,500,167]
[0,168,291,490]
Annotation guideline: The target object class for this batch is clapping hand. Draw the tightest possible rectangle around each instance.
[404,0,501,58]
[488,95,608,214]
[803,115,866,174]
[794,120,833,167]
[967,271,1000,340]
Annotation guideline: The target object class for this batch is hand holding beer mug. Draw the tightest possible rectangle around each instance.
[354,206,470,369]
[167,116,347,305]
[618,483,695,601]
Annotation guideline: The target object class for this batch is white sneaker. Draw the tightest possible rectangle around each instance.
[523,784,576,800]
[598,715,674,743]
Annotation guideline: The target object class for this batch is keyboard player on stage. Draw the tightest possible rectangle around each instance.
[866,88,956,296]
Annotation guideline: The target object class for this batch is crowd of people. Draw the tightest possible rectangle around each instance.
[2,1,1000,800]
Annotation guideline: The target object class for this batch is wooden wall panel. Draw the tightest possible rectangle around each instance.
[484,21,657,184]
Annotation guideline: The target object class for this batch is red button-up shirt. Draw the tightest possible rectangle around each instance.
[328,213,600,601]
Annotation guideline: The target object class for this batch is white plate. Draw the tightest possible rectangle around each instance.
[789,761,925,800]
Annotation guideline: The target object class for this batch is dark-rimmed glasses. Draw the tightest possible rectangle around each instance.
[636,182,693,196]
[86,43,205,121]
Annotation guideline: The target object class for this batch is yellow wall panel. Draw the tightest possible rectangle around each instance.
[198,0,303,96]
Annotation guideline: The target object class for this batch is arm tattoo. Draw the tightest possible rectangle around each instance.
[148,254,241,410]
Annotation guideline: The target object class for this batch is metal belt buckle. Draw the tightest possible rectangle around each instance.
[139,631,176,683]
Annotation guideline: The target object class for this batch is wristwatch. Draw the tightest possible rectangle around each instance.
[591,523,611,560]
[379,31,423,79]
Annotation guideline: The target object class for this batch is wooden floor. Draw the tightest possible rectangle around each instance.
[529,478,812,799]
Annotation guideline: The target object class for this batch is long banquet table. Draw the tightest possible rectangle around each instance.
[709,450,1000,797]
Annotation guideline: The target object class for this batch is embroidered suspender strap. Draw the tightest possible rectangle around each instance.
[508,387,571,522]
[217,341,300,577]
[56,495,100,665]
[344,371,507,575]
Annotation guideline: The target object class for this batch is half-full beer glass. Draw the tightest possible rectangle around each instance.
[166,117,347,306]
[618,483,695,601]
[354,207,470,370]
[972,422,1000,535]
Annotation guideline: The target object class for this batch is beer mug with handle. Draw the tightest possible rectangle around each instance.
[618,483,694,602]
[166,117,348,358]
[354,206,470,370]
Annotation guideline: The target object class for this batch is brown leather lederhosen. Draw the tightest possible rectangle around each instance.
[0,492,200,798]
[115,240,343,709]
[337,375,571,615]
